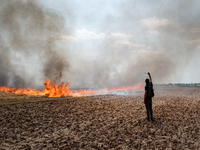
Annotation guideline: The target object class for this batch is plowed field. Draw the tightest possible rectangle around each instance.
[0,86,200,149]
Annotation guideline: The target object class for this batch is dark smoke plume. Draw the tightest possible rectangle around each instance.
[0,0,69,87]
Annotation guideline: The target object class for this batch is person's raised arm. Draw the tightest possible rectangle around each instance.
[148,72,152,83]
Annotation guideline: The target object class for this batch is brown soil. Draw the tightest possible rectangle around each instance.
[0,86,200,149]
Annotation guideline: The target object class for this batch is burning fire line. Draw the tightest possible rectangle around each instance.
[0,79,144,97]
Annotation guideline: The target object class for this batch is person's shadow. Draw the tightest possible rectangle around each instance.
[152,121,166,126]
[144,119,166,126]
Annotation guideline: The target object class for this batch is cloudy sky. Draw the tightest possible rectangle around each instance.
[0,0,200,88]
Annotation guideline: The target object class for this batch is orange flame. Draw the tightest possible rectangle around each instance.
[0,79,143,97]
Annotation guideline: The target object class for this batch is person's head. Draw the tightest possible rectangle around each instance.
[145,78,149,85]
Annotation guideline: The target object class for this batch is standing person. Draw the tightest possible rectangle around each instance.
[144,72,154,121]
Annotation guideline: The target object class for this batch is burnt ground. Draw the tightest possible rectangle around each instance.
[0,86,200,149]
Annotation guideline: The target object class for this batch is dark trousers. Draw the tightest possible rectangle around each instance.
[145,99,153,120]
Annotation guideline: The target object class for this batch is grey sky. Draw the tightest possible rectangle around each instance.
[40,0,200,83]
[0,0,200,88]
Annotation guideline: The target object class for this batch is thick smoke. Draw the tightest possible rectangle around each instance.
[119,0,200,84]
[0,0,68,87]
[0,44,11,86]
[64,0,200,88]
[0,0,199,89]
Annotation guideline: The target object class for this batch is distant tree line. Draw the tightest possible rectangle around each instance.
[155,83,200,87]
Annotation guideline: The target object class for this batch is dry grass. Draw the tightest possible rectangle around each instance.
[0,86,200,149]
